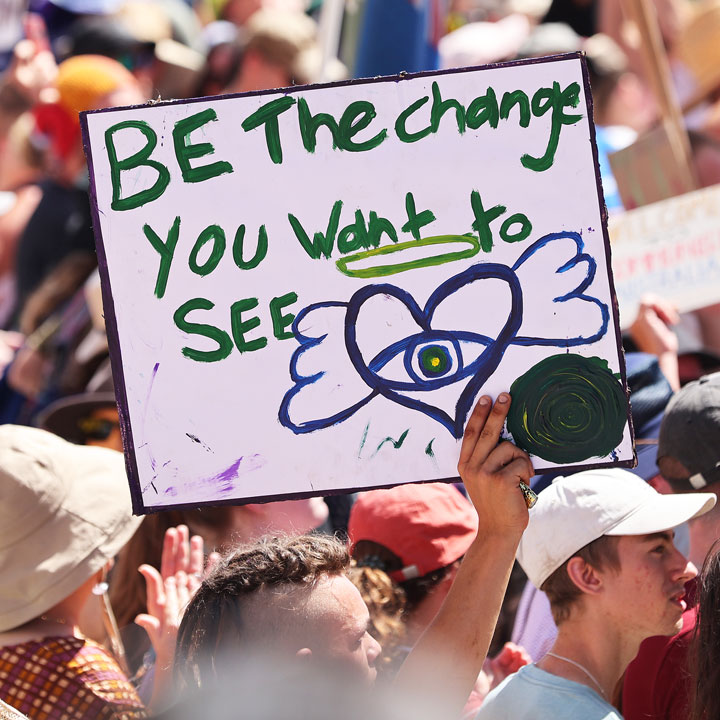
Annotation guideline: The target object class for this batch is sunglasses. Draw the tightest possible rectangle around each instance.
[77,417,120,441]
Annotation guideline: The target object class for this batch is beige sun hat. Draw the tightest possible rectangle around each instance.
[0,425,142,632]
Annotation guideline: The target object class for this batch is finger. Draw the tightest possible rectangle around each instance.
[164,576,180,626]
[175,571,191,610]
[134,613,161,643]
[13,39,35,63]
[498,457,534,484]
[485,441,533,477]
[458,395,492,470]
[139,564,165,617]
[161,527,178,578]
[187,572,202,596]
[176,525,190,572]
[467,393,512,468]
[652,302,679,326]
[189,535,204,577]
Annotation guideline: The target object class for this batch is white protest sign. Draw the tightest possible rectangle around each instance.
[610,183,720,328]
[82,53,633,513]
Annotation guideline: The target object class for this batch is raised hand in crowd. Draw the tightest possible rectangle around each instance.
[629,294,680,390]
[394,393,533,717]
[485,641,532,689]
[136,525,220,712]
[0,15,57,134]
[464,642,533,719]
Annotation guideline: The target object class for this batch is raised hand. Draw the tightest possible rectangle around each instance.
[458,393,534,538]
[135,525,220,710]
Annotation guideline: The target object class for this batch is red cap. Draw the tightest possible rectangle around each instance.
[348,482,478,581]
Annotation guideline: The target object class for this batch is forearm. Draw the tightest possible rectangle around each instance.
[394,529,522,716]
[657,351,680,391]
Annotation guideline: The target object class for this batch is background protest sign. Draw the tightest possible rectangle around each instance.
[82,53,633,513]
[610,183,720,328]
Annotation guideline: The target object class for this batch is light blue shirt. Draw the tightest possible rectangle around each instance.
[476,664,623,720]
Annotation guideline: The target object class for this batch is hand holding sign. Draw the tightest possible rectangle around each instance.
[458,394,534,537]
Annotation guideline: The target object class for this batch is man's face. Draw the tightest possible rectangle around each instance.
[599,532,695,639]
[307,575,381,684]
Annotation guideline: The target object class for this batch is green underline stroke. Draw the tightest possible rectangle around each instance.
[335,234,481,278]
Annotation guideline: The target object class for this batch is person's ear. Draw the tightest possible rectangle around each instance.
[566,556,603,595]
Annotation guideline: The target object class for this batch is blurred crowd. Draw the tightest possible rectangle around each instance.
[3,0,720,719]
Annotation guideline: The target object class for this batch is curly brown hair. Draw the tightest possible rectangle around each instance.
[174,534,350,691]
[348,564,406,678]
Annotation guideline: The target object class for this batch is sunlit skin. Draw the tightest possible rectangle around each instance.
[538,529,696,700]
[597,532,696,640]
[299,575,381,684]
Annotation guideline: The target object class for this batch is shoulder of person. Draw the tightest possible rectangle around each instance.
[477,665,622,720]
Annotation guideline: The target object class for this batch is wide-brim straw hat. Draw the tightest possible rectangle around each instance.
[0,425,142,632]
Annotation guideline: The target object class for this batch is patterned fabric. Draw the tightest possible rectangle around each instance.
[0,636,145,720]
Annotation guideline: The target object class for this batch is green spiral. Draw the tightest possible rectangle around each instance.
[506,354,627,464]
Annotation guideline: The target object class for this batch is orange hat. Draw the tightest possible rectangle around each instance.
[56,54,139,120]
[348,482,477,581]
[34,54,139,160]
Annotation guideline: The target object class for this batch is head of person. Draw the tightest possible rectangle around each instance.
[348,482,477,621]
[33,54,145,184]
[518,469,714,641]
[225,9,327,92]
[108,497,328,633]
[174,534,381,691]
[657,372,720,557]
[38,391,122,450]
[0,424,141,633]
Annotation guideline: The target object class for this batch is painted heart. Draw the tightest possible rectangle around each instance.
[344,263,523,438]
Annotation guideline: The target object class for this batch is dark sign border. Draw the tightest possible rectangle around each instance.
[80,51,634,514]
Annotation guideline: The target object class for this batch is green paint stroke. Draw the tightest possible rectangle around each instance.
[373,428,410,456]
[425,439,435,457]
[358,421,370,459]
[336,234,480,279]
[506,354,627,464]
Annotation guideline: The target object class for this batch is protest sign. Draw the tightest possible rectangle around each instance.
[610,183,720,327]
[81,53,633,513]
[608,122,696,210]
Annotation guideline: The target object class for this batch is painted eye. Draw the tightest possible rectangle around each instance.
[417,344,453,377]
[409,340,459,384]
[367,331,489,391]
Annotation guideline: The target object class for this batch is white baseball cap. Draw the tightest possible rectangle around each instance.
[518,468,716,589]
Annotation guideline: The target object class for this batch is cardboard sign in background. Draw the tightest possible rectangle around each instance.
[82,53,633,513]
[610,183,720,327]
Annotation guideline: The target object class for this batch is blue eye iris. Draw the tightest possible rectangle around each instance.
[418,345,452,378]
